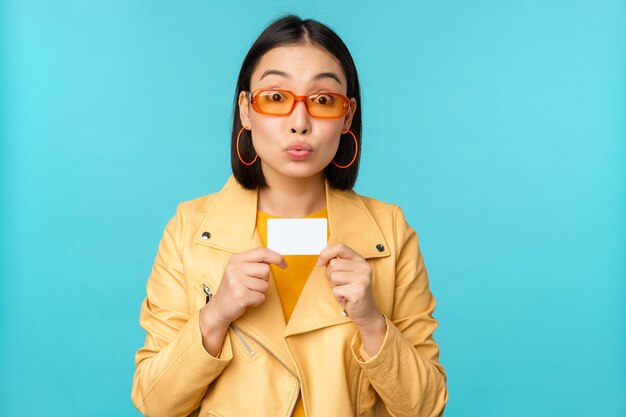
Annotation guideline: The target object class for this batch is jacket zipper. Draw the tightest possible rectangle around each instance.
[229,324,256,356]
[230,323,301,417]
[285,386,300,417]
[203,285,256,356]
[203,284,212,303]
[203,283,300,416]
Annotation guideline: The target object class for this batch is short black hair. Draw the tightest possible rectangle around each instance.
[231,15,362,190]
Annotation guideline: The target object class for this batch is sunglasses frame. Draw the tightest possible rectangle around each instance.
[248,89,350,119]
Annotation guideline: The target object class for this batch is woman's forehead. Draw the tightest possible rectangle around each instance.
[250,44,347,91]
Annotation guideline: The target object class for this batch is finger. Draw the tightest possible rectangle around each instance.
[243,276,270,293]
[326,258,358,274]
[317,243,361,267]
[327,271,354,287]
[240,262,271,280]
[246,291,266,307]
[332,283,360,304]
[336,296,347,308]
[236,247,288,268]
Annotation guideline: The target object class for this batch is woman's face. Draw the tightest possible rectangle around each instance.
[239,44,357,184]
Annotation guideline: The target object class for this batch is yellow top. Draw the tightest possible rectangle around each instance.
[256,206,329,417]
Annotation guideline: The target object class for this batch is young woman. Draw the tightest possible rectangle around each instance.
[132,15,448,417]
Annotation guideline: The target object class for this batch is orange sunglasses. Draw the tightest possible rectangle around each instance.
[249,89,350,119]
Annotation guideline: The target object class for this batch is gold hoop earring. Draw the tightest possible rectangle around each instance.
[236,127,258,166]
[332,130,358,169]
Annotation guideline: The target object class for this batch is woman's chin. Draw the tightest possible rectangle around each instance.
[262,163,327,182]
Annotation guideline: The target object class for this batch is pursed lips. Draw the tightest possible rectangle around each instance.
[285,142,313,160]
[285,142,313,151]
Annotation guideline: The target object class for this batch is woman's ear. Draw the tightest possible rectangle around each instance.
[342,98,357,132]
[238,91,251,129]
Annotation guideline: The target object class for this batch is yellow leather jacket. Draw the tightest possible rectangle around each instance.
[132,176,448,417]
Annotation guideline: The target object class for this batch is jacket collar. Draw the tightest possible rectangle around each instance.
[194,175,390,259]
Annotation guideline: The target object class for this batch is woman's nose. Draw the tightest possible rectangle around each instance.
[289,100,311,134]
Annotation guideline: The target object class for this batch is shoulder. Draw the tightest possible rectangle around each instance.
[168,190,217,223]
[164,182,229,237]
[349,190,416,243]
[355,192,400,216]
[351,190,409,226]
[174,176,237,219]
[177,191,221,216]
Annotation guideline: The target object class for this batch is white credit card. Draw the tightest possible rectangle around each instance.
[267,218,327,255]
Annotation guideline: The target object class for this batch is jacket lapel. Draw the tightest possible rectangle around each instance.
[193,175,259,253]
[192,177,294,368]
[285,178,391,336]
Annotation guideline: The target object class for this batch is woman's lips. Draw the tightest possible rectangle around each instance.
[286,142,313,160]
[286,149,312,160]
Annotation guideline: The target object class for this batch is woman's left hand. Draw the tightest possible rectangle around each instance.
[317,243,383,329]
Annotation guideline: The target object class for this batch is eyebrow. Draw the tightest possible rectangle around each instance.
[258,69,343,85]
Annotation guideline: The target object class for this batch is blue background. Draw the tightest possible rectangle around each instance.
[1,1,624,416]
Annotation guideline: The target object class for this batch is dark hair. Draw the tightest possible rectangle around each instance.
[231,15,362,190]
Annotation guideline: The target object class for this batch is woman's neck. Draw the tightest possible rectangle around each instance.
[257,172,326,217]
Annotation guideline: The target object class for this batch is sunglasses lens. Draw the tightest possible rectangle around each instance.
[255,90,294,115]
[252,90,349,118]
[307,93,349,118]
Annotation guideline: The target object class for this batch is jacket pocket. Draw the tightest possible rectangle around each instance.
[229,323,265,364]
[230,324,256,357]
[192,277,218,311]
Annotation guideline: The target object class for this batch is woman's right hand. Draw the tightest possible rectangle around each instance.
[199,248,286,355]
[208,247,287,324]
[199,248,288,356]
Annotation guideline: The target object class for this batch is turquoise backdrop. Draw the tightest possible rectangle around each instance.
[1,1,624,416]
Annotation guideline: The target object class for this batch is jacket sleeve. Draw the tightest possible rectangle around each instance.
[131,204,234,417]
[351,206,448,417]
